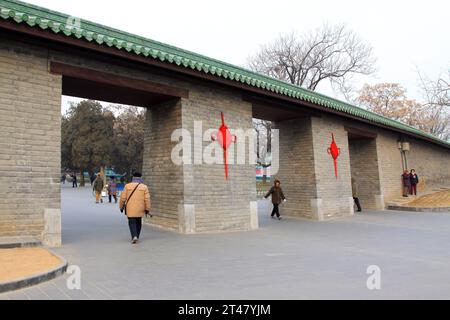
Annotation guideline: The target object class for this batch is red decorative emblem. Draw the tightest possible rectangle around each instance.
[327,133,341,178]
[212,112,236,179]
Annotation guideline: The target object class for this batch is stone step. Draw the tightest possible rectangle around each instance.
[0,236,41,249]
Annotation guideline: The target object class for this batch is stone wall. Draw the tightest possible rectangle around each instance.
[348,137,382,209]
[142,99,183,231]
[274,117,317,219]
[0,35,449,244]
[181,85,256,233]
[0,37,62,245]
[310,116,354,219]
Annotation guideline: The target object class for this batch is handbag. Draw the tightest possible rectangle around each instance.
[122,183,141,215]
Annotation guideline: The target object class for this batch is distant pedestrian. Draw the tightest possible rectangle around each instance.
[90,173,96,186]
[61,174,66,184]
[351,177,362,212]
[410,169,419,196]
[402,170,411,197]
[93,173,104,203]
[120,172,151,244]
[72,173,78,188]
[264,179,286,220]
[108,177,118,203]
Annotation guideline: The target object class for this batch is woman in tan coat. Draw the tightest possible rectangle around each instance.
[119,172,151,244]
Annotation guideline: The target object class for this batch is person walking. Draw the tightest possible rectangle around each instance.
[402,170,411,197]
[119,172,151,244]
[93,173,104,203]
[72,172,78,188]
[108,177,118,203]
[410,169,419,196]
[264,179,286,220]
[90,173,96,186]
[61,173,66,184]
[351,177,362,212]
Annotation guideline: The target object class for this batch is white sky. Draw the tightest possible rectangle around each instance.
[22,0,449,113]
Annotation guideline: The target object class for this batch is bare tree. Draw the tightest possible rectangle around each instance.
[253,119,272,166]
[357,82,450,141]
[417,70,450,140]
[247,23,376,94]
[249,24,376,162]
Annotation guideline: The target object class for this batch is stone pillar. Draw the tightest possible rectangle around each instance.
[310,116,353,219]
[142,99,184,231]
[0,38,62,246]
[275,115,353,220]
[274,117,317,218]
[348,137,382,210]
[142,86,257,233]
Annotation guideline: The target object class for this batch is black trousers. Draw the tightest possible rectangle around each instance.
[271,203,280,217]
[109,193,117,203]
[353,197,362,211]
[128,217,142,239]
[72,181,77,188]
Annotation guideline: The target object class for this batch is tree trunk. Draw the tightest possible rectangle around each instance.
[79,169,85,187]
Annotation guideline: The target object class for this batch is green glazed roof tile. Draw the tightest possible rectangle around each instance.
[0,0,448,147]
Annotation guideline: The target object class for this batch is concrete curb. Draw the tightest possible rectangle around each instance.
[0,250,68,294]
[387,205,450,212]
[0,237,41,249]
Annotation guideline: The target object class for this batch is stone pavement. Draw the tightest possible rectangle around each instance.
[1,185,450,299]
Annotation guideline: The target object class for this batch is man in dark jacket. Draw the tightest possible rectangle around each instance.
[402,170,411,197]
[351,177,362,212]
[264,179,286,220]
[72,173,77,188]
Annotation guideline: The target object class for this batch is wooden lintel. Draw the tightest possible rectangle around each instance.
[50,61,189,99]
[345,126,378,139]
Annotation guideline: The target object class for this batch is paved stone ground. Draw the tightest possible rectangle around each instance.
[1,185,450,300]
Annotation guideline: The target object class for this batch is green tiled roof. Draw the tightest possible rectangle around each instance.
[0,0,449,147]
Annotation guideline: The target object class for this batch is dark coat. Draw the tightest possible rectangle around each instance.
[402,173,411,187]
[93,177,104,192]
[410,173,419,185]
[265,186,286,205]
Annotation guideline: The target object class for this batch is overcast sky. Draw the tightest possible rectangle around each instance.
[22,0,449,113]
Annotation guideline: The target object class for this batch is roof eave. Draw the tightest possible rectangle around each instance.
[0,17,449,149]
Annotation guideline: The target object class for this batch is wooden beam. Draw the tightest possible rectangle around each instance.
[345,126,378,139]
[49,61,189,99]
[244,94,322,118]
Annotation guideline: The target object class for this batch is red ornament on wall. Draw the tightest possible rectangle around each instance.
[211,112,236,179]
[327,133,341,179]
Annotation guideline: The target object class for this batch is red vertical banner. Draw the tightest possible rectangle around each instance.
[212,112,236,180]
[327,133,341,178]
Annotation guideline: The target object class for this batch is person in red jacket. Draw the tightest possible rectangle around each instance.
[402,170,411,197]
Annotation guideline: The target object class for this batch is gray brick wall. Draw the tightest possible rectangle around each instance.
[274,117,316,218]
[0,35,449,243]
[311,116,353,218]
[181,83,256,233]
[142,99,183,231]
[0,38,61,242]
[348,138,381,209]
